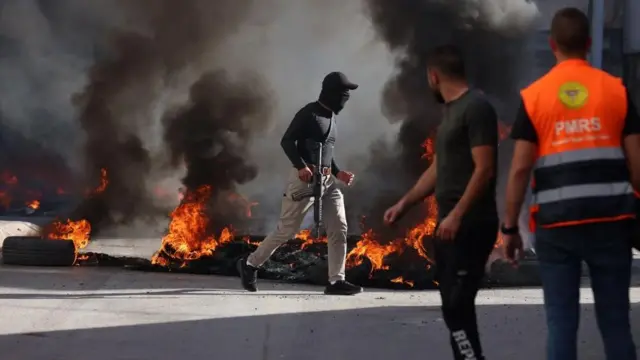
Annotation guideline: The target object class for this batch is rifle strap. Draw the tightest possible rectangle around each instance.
[320,114,334,144]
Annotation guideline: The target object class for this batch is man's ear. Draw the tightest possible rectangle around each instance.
[427,71,438,86]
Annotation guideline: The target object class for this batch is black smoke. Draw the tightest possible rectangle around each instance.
[347,0,534,238]
[68,0,270,234]
[162,71,273,233]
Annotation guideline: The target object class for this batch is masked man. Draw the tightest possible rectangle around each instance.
[237,72,363,296]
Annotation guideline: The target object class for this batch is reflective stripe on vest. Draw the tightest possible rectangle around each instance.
[533,182,632,205]
[530,147,635,227]
[522,59,634,229]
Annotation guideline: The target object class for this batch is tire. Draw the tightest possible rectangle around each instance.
[2,236,76,266]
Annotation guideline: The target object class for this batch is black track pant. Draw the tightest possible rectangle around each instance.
[434,217,499,360]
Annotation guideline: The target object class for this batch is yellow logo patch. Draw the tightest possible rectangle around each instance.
[558,82,588,109]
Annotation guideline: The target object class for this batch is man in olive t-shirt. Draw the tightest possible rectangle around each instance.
[383,45,499,360]
[435,90,498,222]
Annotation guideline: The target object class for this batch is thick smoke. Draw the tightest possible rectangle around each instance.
[162,71,272,233]
[0,0,397,236]
[347,0,538,238]
[1,0,543,242]
[0,0,116,204]
[65,0,276,236]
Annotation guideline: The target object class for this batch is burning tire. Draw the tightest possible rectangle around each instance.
[1,236,76,266]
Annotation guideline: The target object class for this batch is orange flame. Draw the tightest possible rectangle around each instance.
[151,185,235,265]
[227,193,259,218]
[46,219,91,251]
[26,200,40,210]
[93,168,108,194]
[345,136,439,279]
[421,137,435,161]
[345,123,510,283]
[296,229,327,250]
[391,276,415,288]
[347,229,406,273]
[46,168,108,252]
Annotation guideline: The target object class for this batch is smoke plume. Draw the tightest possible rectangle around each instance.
[162,71,272,233]
[0,0,542,241]
[63,0,272,235]
[347,0,538,238]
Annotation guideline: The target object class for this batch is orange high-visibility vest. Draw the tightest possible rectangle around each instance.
[522,59,635,231]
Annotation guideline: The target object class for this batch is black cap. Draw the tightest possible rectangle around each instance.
[322,72,358,91]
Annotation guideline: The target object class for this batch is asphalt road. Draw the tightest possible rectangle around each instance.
[0,265,639,360]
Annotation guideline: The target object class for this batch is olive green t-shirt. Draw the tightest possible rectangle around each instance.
[434,89,498,221]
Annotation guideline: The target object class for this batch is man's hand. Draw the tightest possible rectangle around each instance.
[298,167,313,182]
[336,171,355,186]
[435,211,462,240]
[383,200,407,225]
[502,233,524,267]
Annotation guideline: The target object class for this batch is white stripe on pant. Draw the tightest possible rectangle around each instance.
[247,168,348,282]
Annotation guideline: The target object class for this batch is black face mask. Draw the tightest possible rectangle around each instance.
[319,88,350,114]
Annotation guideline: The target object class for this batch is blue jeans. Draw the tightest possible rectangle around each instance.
[536,220,636,360]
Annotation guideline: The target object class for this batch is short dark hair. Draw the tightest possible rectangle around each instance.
[550,7,591,55]
[426,44,466,79]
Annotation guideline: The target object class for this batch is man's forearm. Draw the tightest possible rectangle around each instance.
[504,168,531,227]
[450,167,494,218]
[280,139,306,169]
[400,163,436,207]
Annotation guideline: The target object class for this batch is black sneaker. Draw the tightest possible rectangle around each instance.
[237,257,258,292]
[324,280,363,295]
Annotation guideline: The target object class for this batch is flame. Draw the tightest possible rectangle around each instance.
[295,229,327,250]
[26,200,40,210]
[421,137,435,161]
[46,219,91,250]
[147,125,509,285]
[345,135,439,277]
[391,276,415,288]
[345,122,510,283]
[92,168,108,195]
[347,229,406,273]
[227,193,259,218]
[152,185,235,265]
[45,168,109,252]
[494,232,505,249]
[346,196,437,275]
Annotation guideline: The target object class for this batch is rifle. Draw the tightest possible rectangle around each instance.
[290,141,324,238]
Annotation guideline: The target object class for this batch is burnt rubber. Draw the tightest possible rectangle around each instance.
[2,236,76,266]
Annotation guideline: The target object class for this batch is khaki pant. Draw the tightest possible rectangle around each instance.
[247,168,348,282]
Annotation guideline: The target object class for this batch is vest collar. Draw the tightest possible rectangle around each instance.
[554,58,590,70]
